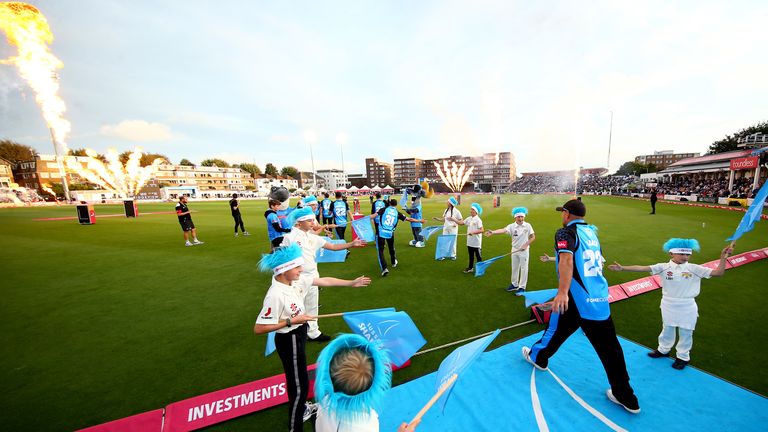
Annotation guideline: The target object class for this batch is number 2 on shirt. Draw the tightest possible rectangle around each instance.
[582,249,604,277]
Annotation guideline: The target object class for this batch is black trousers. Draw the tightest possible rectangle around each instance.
[411,226,423,242]
[232,212,245,233]
[323,215,333,225]
[650,200,656,214]
[275,324,308,432]
[377,236,396,270]
[529,295,637,403]
[271,237,284,250]
[467,246,482,268]
[335,226,346,240]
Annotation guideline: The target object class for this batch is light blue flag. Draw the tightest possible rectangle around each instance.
[420,226,443,242]
[343,309,426,367]
[727,180,768,241]
[435,235,457,260]
[474,253,509,277]
[435,329,501,411]
[316,239,347,263]
[399,190,408,208]
[519,289,559,308]
[351,216,376,243]
[265,331,276,357]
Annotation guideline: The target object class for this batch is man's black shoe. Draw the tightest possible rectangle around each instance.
[672,358,689,370]
[309,334,331,343]
[647,349,668,358]
[606,389,640,414]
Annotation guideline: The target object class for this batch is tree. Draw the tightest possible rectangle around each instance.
[179,158,195,166]
[119,151,169,166]
[707,120,768,154]
[614,161,656,176]
[200,158,231,168]
[68,148,89,156]
[236,163,261,176]
[264,163,279,176]
[281,166,299,178]
[0,139,37,163]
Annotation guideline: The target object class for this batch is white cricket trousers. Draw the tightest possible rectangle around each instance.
[511,249,530,288]
[658,325,694,361]
[304,270,321,339]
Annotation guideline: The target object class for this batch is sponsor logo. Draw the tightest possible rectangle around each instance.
[731,256,747,264]
[585,296,609,303]
[263,307,272,317]
[557,240,568,249]
[186,383,287,423]
[682,272,692,279]
[625,280,654,293]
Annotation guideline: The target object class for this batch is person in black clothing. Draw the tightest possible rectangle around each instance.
[176,196,203,247]
[650,190,658,214]
[230,193,250,237]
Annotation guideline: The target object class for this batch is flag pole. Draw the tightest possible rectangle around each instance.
[313,312,345,319]
[407,373,458,427]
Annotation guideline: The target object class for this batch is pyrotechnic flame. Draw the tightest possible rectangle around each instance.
[1,2,70,151]
[41,182,55,197]
[433,161,474,193]
[2,3,163,197]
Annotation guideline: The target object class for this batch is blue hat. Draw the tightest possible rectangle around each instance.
[470,202,483,216]
[257,244,304,275]
[303,195,318,205]
[448,197,459,207]
[286,207,315,227]
[663,238,700,255]
[314,334,392,423]
[512,207,528,218]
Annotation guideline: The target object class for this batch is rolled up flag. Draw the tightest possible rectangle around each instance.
[435,329,501,411]
[420,226,443,242]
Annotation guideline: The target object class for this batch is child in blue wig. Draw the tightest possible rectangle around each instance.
[450,202,484,273]
[253,245,372,431]
[314,334,419,431]
[609,238,733,369]
[432,197,462,260]
[484,206,536,293]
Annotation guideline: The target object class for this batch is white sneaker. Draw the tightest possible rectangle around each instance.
[185,241,193,247]
[409,240,416,246]
[193,239,204,245]
[234,232,239,237]
[416,241,425,248]
[303,402,318,422]
[243,231,251,236]
[393,259,398,268]
[522,346,547,371]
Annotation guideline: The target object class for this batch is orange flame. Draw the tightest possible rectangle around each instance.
[1,2,70,151]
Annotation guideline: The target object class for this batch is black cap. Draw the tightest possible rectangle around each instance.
[556,199,586,217]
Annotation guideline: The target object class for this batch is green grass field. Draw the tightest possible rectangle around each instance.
[1,195,766,431]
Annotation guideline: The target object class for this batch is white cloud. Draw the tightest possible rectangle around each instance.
[100,120,174,142]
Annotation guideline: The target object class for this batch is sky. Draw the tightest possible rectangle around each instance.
[1,0,767,175]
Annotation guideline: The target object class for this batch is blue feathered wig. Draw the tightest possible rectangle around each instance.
[512,207,528,217]
[314,334,392,422]
[663,238,700,255]
[470,202,483,216]
[257,244,304,274]
[285,207,315,228]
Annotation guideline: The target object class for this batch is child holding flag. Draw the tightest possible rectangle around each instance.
[485,207,536,293]
[281,207,366,342]
[432,197,462,260]
[314,334,419,432]
[450,202,484,273]
[608,239,733,369]
[254,244,371,431]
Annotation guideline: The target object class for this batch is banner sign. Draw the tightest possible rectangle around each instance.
[620,276,660,297]
[727,250,766,268]
[163,365,318,431]
[607,285,629,303]
[730,156,759,170]
[77,409,164,432]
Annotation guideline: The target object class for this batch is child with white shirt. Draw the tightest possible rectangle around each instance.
[451,202,484,273]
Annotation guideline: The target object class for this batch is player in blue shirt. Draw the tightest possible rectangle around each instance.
[522,199,640,414]
[371,193,386,234]
[321,193,333,225]
[264,199,292,250]
[369,199,424,277]
[332,192,351,240]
